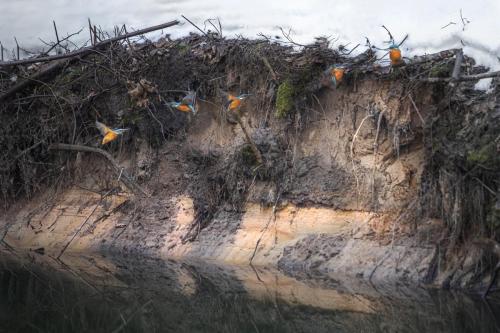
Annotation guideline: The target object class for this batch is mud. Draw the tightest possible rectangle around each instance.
[1,35,499,293]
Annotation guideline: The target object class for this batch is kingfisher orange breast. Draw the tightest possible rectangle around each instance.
[102,131,118,145]
[332,68,344,82]
[177,104,192,112]
[390,48,402,65]
[229,99,241,110]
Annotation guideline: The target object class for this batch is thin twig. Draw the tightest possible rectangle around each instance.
[381,25,394,43]
[441,22,456,29]
[0,20,180,67]
[371,107,386,208]
[250,193,280,264]
[181,15,209,37]
[408,94,426,125]
[57,189,113,259]
[111,300,153,333]
[53,21,60,45]
[351,113,373,206]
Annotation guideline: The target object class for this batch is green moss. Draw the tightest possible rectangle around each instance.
[60,66,84,84]
[176,43,190,56]
[241,145,257,166]
[466,143,500,169]
[486,202,500,232]
[275,80,295,118]
[429,63,451,78]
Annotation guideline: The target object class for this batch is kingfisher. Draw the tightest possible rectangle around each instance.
[169,91,197,114]
[389,44,402,66]
[329,65,345,87]
[223,92,252,111]
[95,121,129,145]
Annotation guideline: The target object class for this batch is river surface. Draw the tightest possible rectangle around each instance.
[1,248,499,333]
[1,0,499,72]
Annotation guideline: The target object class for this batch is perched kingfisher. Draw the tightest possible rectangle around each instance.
[169,91,197,114]
[330,65,345,87]
[95,121,129,145]
[223,92,252,111]
[389,44,402,66]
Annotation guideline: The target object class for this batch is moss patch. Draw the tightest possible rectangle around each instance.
[429,63,451,78]
[275,80,294,118]
[487,203,500,232]
[240,144,257,166]
[466,142,500,169]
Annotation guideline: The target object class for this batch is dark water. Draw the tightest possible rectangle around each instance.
[1,250,499,333]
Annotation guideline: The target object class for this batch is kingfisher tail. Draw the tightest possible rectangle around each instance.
[112,128,129,134]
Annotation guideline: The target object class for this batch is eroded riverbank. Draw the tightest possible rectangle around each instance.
[1,33,499,294]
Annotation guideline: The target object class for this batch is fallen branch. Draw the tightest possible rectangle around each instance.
[0,59,70,102]
[420,70,500,83]
[49,143,150,197]
[405,49,459,66]
[181,15,209,38]
[353,49,459,74]
[0,20,180,67]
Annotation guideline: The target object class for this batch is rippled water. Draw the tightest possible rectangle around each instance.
[1,0,499,70]
[1,250,500,332]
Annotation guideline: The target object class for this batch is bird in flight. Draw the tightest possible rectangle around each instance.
[221,91,252,111]
[95,121,129,145]
[169,91,197,114]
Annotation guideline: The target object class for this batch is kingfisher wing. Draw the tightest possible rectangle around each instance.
[95,121,112,136]
[219,90,236,101]
[181,91,196,105]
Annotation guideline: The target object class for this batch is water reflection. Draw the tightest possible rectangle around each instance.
[1,249,499,333]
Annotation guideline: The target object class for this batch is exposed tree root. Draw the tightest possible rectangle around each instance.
[49,144,150,197]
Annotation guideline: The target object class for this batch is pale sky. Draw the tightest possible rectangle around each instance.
[1,0,499,85]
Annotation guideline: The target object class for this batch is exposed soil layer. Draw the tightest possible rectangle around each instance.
[1,34,499,292]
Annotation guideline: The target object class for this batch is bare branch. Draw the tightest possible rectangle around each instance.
[441,22,456,29]
[181,15,209,38]
[421,70,500,83]
[49,143,150,197]
[381,25,394,43]
[0,20,180,67]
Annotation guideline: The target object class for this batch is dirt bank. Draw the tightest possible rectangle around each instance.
[1,34,499,292]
